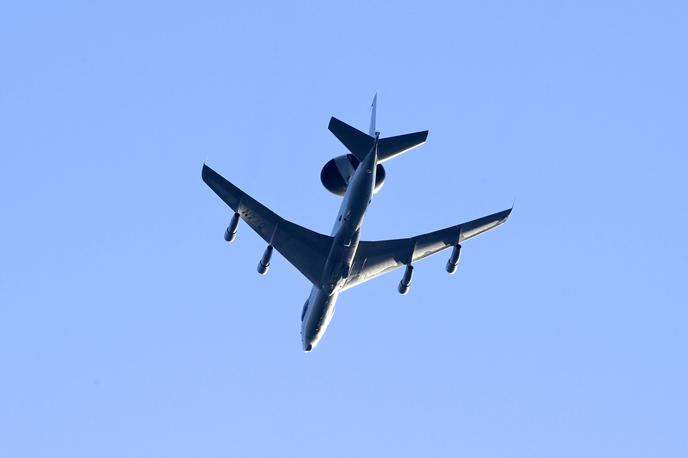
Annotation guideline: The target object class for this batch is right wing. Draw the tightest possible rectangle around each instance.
[344,208,512,290]
[202,164,333,285]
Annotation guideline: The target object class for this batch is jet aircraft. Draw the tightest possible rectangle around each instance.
[202,96,511,352]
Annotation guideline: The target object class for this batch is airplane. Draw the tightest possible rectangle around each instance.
[202,95,512,352]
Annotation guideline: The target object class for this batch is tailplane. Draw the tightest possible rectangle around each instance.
[328,95,428,163]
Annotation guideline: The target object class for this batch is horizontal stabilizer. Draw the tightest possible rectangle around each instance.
[377,130,428,163]
[328,116,428,163]
[328,117,375,160]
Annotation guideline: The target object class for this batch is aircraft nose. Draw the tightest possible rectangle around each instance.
[302,334,316,352]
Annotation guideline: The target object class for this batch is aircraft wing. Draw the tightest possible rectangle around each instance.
[202,164,333,285]
[343,208,512,290]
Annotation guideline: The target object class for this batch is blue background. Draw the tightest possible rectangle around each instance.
[1,1,686,456]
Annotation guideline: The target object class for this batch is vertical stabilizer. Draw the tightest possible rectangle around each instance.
[369,94,378,137]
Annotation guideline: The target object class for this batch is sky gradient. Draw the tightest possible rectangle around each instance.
[1,1,687,457]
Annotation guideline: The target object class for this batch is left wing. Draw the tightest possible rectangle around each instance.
[202,164,333,285]
[343,208,512,290]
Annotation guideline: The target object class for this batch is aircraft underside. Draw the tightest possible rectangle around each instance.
[202,96,511,352]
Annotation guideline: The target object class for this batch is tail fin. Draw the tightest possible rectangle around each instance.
[328,96,429,163]
[369,94,378,137]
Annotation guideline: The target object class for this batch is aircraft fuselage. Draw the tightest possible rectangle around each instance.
[300,142,378,351]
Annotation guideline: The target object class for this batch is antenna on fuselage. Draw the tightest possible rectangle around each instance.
[369,93,379,137]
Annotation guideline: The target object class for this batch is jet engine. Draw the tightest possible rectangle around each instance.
[446,244,462,274]
[223,212,240,242]
[398,265,414,295]
[257,245,273,275]
[320,154,386,196]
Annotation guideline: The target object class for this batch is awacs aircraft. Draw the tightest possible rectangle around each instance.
[202,96,511,352]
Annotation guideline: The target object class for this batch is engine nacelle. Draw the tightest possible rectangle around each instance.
[446,244,462,274]
[398,265,414,295]
[320,154,386,196]
[224,212,240,242]
[257,245,273,275]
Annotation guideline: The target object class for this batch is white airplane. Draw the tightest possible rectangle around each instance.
[202,96,511,352]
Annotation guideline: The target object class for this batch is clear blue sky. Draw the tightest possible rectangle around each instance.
[1,1,686,457]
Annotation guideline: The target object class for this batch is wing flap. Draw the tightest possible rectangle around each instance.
[202,164,332,285]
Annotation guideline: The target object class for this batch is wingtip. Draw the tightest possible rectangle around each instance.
[201,163,215,182]
[504,199,516,220]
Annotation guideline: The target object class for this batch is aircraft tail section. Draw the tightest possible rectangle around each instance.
[369,93,378,136]
[328,95,428,163]
[377,130,428,163]
[328,117,375,160]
